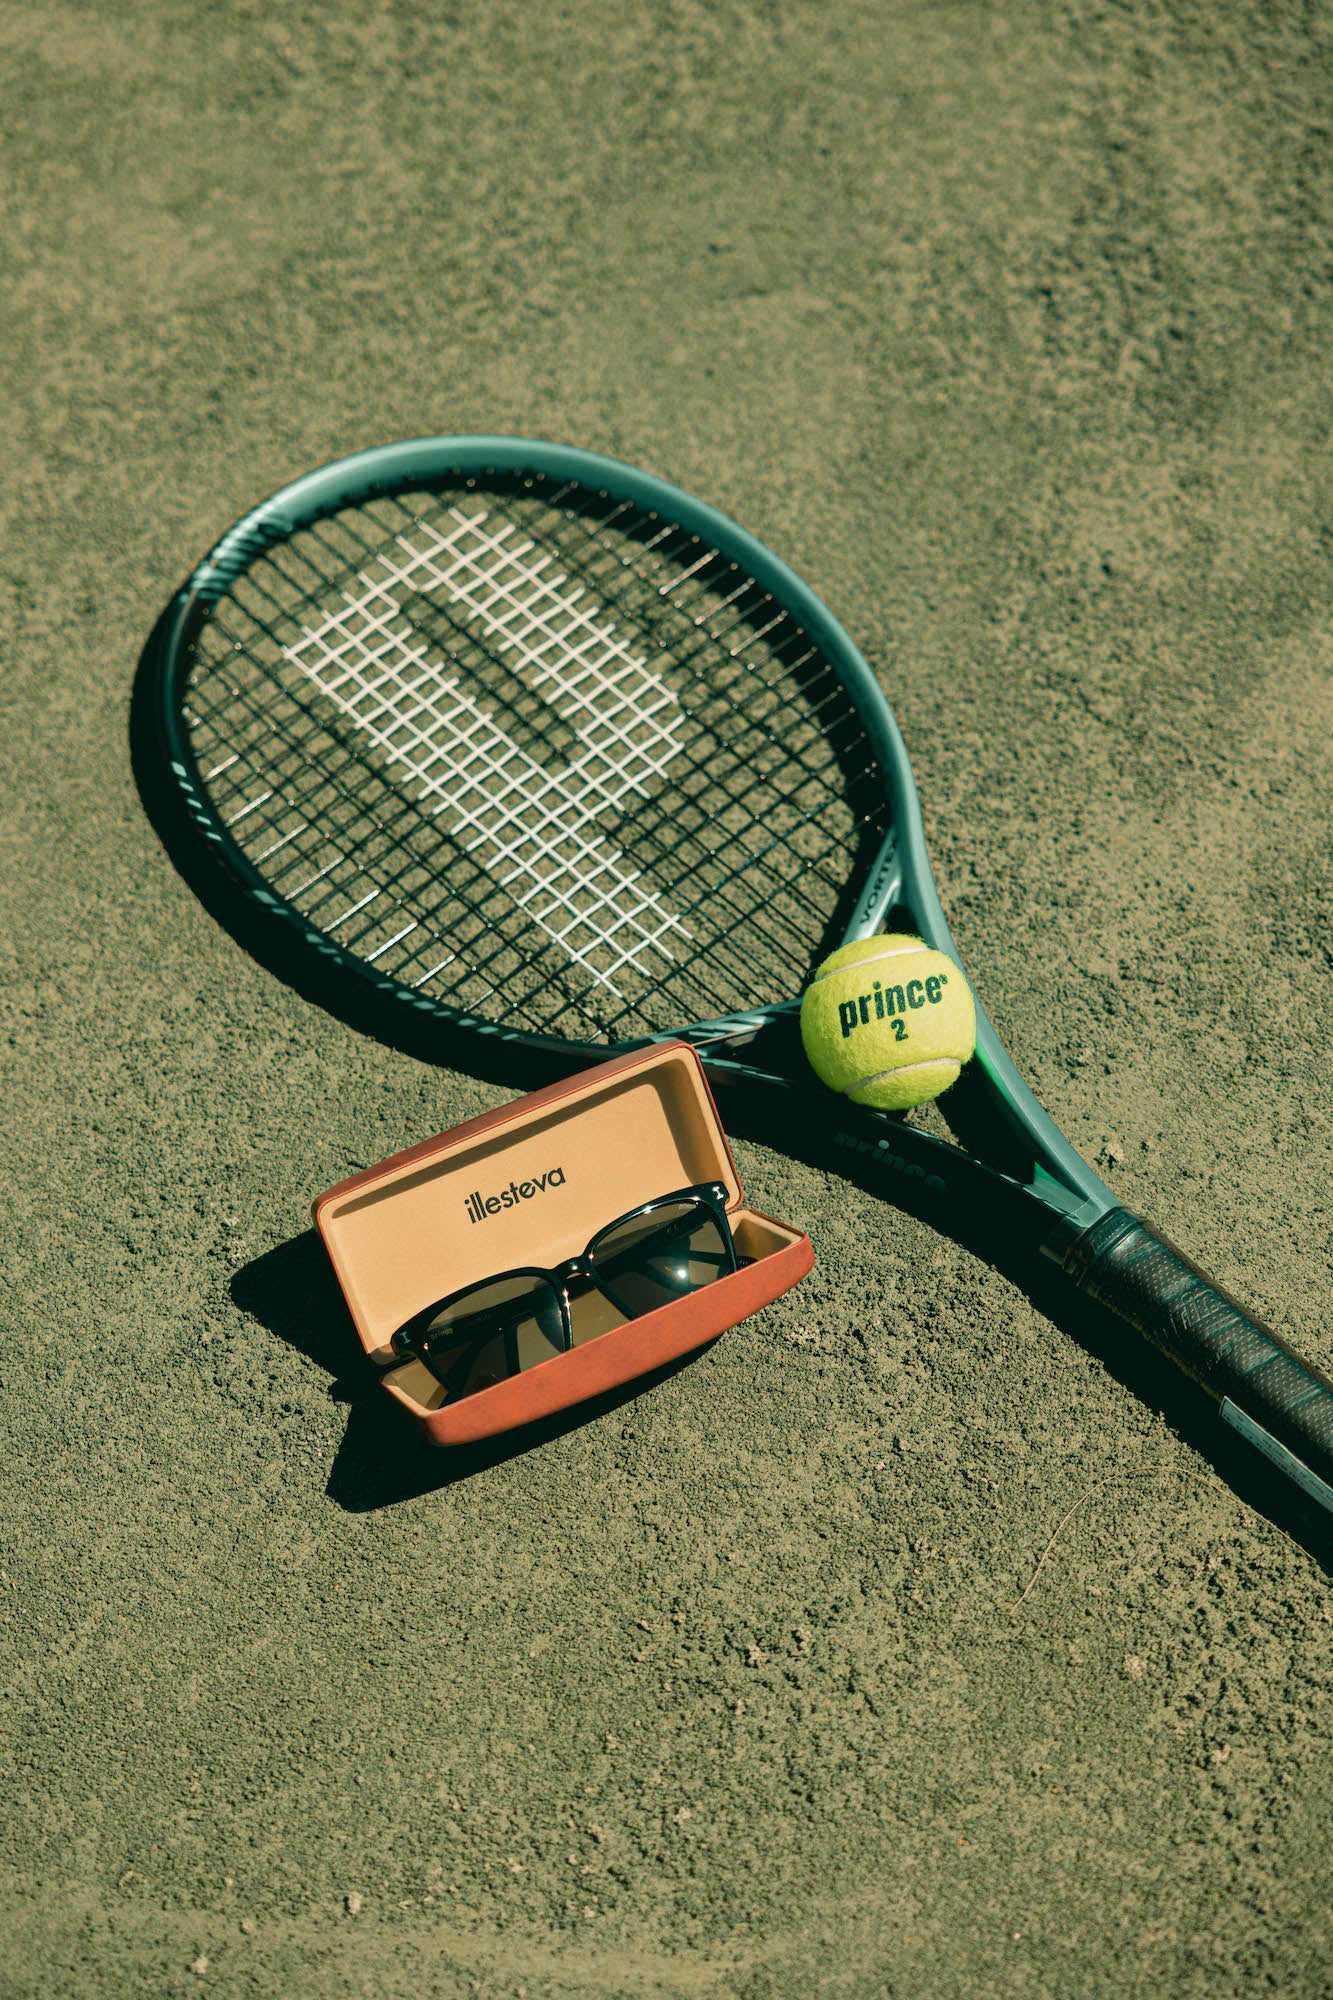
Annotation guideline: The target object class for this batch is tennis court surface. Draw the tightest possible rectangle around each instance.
[3,4,1330,1995]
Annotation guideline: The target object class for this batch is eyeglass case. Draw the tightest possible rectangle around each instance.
[312,1042,814,1446]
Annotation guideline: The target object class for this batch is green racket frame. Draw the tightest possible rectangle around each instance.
[146,436,1333,1519]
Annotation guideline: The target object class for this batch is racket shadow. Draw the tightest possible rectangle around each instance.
[229,1200,1330,1567]
[229,1230,716,1510]
[1023,1255,1333,1568]
[724,1091,1333,1571]
[129,604,569,1099]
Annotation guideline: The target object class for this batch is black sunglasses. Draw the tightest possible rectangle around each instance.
[390,1182,745,1402]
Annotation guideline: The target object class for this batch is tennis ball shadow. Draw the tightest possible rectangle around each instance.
[230,1229,713,1511]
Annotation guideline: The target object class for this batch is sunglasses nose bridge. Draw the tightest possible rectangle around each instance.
[554,1254,593,1288]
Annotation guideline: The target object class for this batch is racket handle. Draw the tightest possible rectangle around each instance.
[1061,1208,1333,1515]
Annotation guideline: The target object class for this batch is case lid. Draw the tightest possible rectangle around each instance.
[312,1042,743,1363]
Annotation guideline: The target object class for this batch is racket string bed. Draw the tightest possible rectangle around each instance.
[189,643,548,1030]
[191,592,840,1032]
[279,509,692,992]
[192,571,655,1028]
[187,482,886,1039]
[192,648,475,951]
[346,495,873,824]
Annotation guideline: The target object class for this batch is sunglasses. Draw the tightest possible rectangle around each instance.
[390,1182,746,1403]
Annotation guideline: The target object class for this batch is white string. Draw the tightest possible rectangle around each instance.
[281,509,690,991]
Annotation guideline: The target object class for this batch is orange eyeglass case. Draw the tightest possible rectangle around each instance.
[312,1042,814,1447]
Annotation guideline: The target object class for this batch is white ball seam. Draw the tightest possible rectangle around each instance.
[806,938,938,988]
[843,1057,960,1095]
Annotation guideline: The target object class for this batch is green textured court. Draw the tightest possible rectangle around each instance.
[3,3,1331,1996]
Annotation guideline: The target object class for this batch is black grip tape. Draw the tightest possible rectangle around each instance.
[1062,1209,1333,1482]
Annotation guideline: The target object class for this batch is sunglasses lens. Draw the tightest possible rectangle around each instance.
[590,1199,733,1319]
[414,1274,565,1399]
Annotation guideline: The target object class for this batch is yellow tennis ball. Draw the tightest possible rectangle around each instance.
[799,935,976,1111]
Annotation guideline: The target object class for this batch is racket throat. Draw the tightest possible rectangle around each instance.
[640,1001,804,1058]
[844,830,904,937]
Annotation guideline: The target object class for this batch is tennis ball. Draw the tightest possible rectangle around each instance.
[799,934,976,1111]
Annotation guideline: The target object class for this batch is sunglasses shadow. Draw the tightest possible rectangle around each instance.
[230,1230,713,1512]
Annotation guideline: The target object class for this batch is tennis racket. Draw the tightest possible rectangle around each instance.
[137,435,1333,1516]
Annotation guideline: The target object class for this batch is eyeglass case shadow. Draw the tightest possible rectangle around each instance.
[312,1042,813,1447]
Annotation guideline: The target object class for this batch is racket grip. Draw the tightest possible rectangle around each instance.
[1061,1208,1333,1514]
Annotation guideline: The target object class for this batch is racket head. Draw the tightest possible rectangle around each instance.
[145,436,953,1060]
